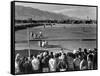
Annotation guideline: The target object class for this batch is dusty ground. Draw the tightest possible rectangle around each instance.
[15,24,97,56]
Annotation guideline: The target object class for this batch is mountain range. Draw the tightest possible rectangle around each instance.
[15,5,79,20]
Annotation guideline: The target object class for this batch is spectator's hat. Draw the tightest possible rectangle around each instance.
[73,50,77,54]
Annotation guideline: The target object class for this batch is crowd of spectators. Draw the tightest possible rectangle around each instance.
[15,48,97,74]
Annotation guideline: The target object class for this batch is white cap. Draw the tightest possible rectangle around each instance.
[89,49,91,51]
[73,50,77,54]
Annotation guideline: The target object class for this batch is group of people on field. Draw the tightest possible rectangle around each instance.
[15,48,97,74]
[30,31,43,39]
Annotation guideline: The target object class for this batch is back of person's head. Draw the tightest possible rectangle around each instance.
[63,53,66,56]
[50,52,53,56]
[94,48,97,51]
[79,48,82,52]
[75,53,79,58]
[55,53,58,58]
[30,54,33,59]
[67,52,74,58]
[25,57,28,61]
[63,53,67,59]
[46,51,49,55]
[84,48,87,54]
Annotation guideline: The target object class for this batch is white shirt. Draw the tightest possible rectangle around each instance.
[49,58,56,71]
[15,61,20,74]
[31,58,40,70]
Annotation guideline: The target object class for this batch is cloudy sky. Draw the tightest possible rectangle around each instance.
[15,2,97,20]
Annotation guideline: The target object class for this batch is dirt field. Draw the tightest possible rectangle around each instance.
[15,24,97,56]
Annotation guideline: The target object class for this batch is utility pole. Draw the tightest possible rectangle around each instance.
[27,18,33,58]
[27,27,31,59]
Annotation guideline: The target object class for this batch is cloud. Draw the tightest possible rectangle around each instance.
[53,8,75,13]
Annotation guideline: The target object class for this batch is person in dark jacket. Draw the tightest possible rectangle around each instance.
[23,57,33,74]
[57,53,68,72]
[41,52,50,72]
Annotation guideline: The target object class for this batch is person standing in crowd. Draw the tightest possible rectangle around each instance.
[49,53,57,72]
[15,47,97,74]
[41,52,49,72]
[80,55,88,70]
[84,48,88,56]
[79,48,82,52]
[30,32,33,39]
[57,53,68,72]
[66,52,74,71]
[78,48,84,61]
[15,53,21,74]
[18,57,25,74]
[87,54,94,70]
[73,53,81,71]
[22,57,33,74]
[36,52,43,72]
[31,54,40,73]
[93,48,97,69]
[39,31,43,38]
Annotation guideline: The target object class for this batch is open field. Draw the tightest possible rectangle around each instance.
[15,24,96,41]
[15,24,97,56]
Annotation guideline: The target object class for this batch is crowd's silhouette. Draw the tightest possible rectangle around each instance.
[15,48,97,74]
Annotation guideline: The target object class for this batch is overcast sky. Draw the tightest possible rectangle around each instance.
[15,2,97,20]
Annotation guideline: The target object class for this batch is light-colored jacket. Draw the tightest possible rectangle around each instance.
[31,58,40,70]
[49,58,56,71]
